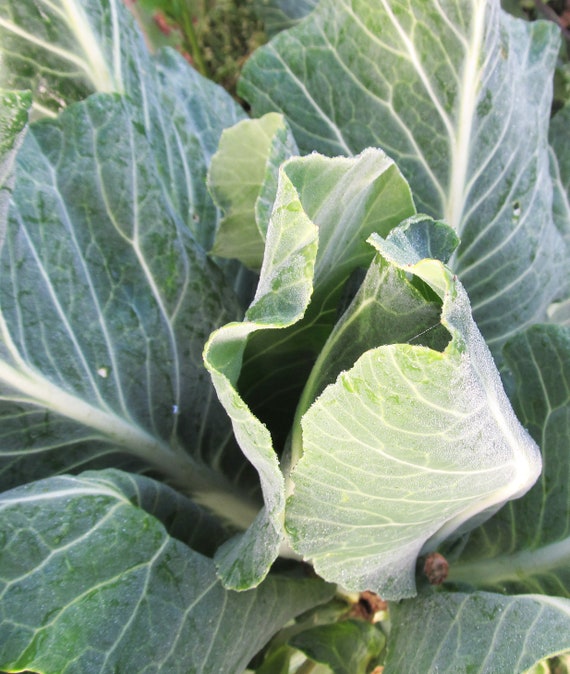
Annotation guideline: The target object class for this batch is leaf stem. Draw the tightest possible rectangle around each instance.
[0,359,260,531]
[447,537,570,588]
[177,2,208,77]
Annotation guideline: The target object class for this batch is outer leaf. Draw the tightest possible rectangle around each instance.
[0,93,262,528]
[253,0,318,36]
[447,325,570,597]
[151,49,247,251]
[0,0,141,115]
[384,591,570,674]
[286,221,541,599]
[549,103,570,252]
[240,0,565,353]
[290,619,385,674]
[0,90,31,236]
[0,0,247,250]
[208,112,298,269]
[0,470,335,674]
[204,148,414,588]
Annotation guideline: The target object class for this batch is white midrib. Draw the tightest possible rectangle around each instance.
[445,0,487,233]
[58,0,122,93]
[0,358,171,461]
[0,2,120,95]
[0,359,259,530]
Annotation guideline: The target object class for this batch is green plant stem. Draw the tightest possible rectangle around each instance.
[179,3,208,77]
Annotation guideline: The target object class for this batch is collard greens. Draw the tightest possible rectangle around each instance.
[0,0,569,672]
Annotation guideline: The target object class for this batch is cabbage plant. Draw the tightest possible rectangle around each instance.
[0,0,569,672]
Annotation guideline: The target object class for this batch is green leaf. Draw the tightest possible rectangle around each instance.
[238,148,415,449]
[290,619,385,674]
[239,0,566,354]
[204,148,414,588]
[447,325,570,597]
[0,470,335,673]
[384,591,570,674]
[0,0,140,115]
[253,0,318,36]
[208,112,299,270]
[204,156,320,588]
[151,49,247,251]
[294,215,458,426]
[0,93,262,529]
[286,220,541,599]
[0,0,247,250]
[255,646,292,674]
[0,90,31,231]
[549,103,570,251]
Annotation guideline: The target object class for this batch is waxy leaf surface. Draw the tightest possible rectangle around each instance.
[290,619,385,674]
[240,0,566,354]
[385,591,570,674]
[286,221,541,599]
[208,112,298,270]
[0,0,247,250]
[204,148,414,588]
[448,325,570,597]
[0,470,335,674]
[0,94,262,530]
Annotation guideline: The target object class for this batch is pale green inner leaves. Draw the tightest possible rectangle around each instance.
[208,112,299,270]
[203,148,415,588]
[286,220,541,599]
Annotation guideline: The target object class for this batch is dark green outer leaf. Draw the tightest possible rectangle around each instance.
[0,470,335,674]
[253,0,318,36]
[0,0,247,251]
[0,90,31,239]
[151,49,247,251]
[549,103,570,252]
[80,468,229,556]
[0,0,143,115]
[447,325,570,596]
[0,94,257,518]
[384,591,570,674]
[239,0,565,355]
